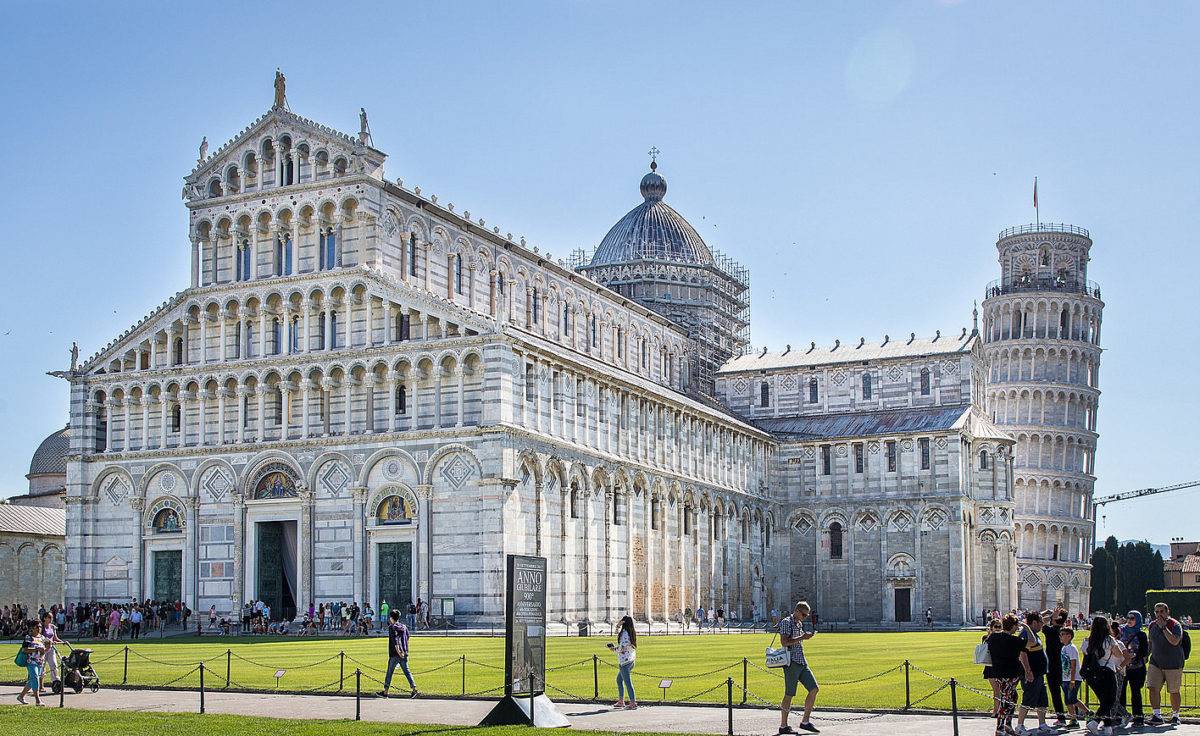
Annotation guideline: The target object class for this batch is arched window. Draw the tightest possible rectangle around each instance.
[95,408,108,451]
[276,235,293,276]
[171,404,181,432]
[920,368,931,395]
[569,487,580,519]
[271,318,282,355]
[453,254,463,294]
[590,316,598,348]
[531,288,540,324]
[760,381,770,408]
[329,312,338,349]
[830,522,843,560]
[317,313,326,350]
[1060,309,1070,338]
[980,449,989,470]
[1041,248,1050,267]
[808,377,819,404]
[862,373,872,399]
[236,241,251,281]
[173,337,184,366]
[562,303,570,337]
[408,234,418,277]
[396,384,407,415]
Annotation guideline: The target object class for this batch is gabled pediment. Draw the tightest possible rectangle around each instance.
[183,107,385,201]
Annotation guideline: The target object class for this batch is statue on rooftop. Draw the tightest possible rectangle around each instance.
[198,136,208,163]
[70,342,78,371]
[274,69,286,109]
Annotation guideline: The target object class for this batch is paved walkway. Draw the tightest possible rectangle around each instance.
[8,686,1199,735]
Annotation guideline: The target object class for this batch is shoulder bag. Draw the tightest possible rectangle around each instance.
[974,638,992,665]
[766,633,789,668]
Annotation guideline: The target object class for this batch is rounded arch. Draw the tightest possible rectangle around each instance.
[358,448,420,487]
[423,443,484,486]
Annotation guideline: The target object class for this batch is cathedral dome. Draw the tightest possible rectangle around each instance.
[590,166,714,267]
[28,425,69,477]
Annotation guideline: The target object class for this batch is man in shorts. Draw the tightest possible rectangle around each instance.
[778,601,819,734]
[1015,611,1049,734]
[1146,601,1185,725]
[377,609,418,698]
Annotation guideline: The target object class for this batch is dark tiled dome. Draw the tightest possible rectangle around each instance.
[589,167,713,267]
[28,425,69,476]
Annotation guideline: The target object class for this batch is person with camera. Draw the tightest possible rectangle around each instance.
[778,601,819,734]
[608,615,637,709]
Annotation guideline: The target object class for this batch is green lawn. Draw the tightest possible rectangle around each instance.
[0,706,680,736]
[24,631,1196,713]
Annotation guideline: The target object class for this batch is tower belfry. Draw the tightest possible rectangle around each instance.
[981,222,1103,611]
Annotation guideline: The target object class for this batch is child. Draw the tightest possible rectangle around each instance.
[1059,628,1086,727]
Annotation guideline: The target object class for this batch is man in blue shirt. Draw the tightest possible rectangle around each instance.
[377,609,418,698]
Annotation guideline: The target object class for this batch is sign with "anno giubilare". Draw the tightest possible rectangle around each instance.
[505,554,547,696]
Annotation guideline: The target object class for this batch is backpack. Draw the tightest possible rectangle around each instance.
[1183,629,1192,660]
[1079,641,1102,681]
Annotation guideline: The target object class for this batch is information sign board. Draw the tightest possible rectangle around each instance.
[504,554,547,696]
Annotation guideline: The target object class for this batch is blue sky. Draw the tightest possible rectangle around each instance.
[1,1,1196,544]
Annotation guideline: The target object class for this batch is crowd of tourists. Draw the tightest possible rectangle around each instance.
[4,600,191,641]
[982,602,1190,736]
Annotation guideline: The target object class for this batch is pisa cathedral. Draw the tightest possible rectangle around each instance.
[55,80,1101,625]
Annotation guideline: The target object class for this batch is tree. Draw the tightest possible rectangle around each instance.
[1090,546,1111,613]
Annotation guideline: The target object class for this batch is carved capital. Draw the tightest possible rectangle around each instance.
[231,491,246,508]
[414,484,434,500]
[182,496,200,510]
[129,497,146,511]
[350,486,369,504]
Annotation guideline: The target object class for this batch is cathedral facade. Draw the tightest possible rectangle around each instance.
[58,83,1092,625]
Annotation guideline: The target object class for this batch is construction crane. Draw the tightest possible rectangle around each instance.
[1093,479,1200,508]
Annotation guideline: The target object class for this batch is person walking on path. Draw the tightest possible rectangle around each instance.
[1058,627,1086,728]
[926,607,933,628]
[609,615,638,709]
[379,601,389,633]
[778,600,819,734]
[1080,615,1120,736]
[1146,601,1186,726]
[377,609,418,698]
[17,620,47,706]
[129,606,143,640]
[1040,609,1068,727]
[106,606,121,640]
[987,613,1029,736]
[1118,610,1148,726]
[982,619,1003,719]
[1014,611,1050,735]
[1106,620,1131,727]
[38,611,63,692]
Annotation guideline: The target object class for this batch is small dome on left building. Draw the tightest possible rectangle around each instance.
[17,425,69,508]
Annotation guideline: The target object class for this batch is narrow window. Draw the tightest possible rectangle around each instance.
[317,313,327,350]
[830,522,843,560]
[821,445,831,475]
[327,229,337,269]
[95,410,108,451]
[854,443,864,473]
[920,368,931,396]
[173,337,184,366]
[397,384,407,415]
[760,381,770,408]
[616,327,624,358]
[809,377,819,403]
[408,234,418,277]
[531,288,539,324]
[453,254,463,294]
[318,231,327,271]
[651,498,660,531]
[525,364,534,402]
[496,271,504,295]
[919,437,930,470]
[552,371,561,411]
[613,493,622,526]
[233,322,241,358]
[329,312,338,349]
[886,441,897,472]
[289,317,299,353]
[575,379,585,417]
[562,303,570,337]
[171,405,181,432]
[1060,309,1069,337]
[398,313,411,341]
[683,508,692,536]
[979,449,989,470]
[862,373,872,400]
[590,316,597,348]
[271,318,281,355]
[245,324,255,358]
[1052,543,1059,561]
[570,489,580,519]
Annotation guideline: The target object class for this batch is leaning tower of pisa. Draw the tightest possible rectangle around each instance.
[981,223,1103,612]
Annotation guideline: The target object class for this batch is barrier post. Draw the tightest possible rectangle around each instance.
[355,669,361,721]
[123,645,129,684]
[742,658,748,705]
[903,659,911,710]
[225,649,231,689]
[461,654,466,695]
[726,677,734,736]
[339,651,345,692]
[593,654,599,701]
[58,655,65,708]
[529,674,535,728]
[950,678,959,736]
[199,663,205,714]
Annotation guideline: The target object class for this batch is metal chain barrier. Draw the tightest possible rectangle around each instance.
[906,680,952,709]
[230,651,341,670]
[462,657,504,670]
[676,679,735,702]
[818,664,904,687]
[545,657,595,672]
[745,659,785,678]
[542,680,590,700]
[598,657,742,680]
[126,649,203,667]
[342,654,388,674]
[151,665,203,688]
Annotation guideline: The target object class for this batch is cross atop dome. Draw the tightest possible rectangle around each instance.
[648,146,660,172]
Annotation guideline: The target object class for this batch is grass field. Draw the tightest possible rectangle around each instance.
[25,631,1197,713]
[0,706,680,736]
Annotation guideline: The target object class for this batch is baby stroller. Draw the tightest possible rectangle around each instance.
[51,641,99,694]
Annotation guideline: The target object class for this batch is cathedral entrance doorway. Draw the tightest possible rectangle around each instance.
[377,542,413,612]
[152,550,182,602]
[894,588,912,623]
[256,520,298,621]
